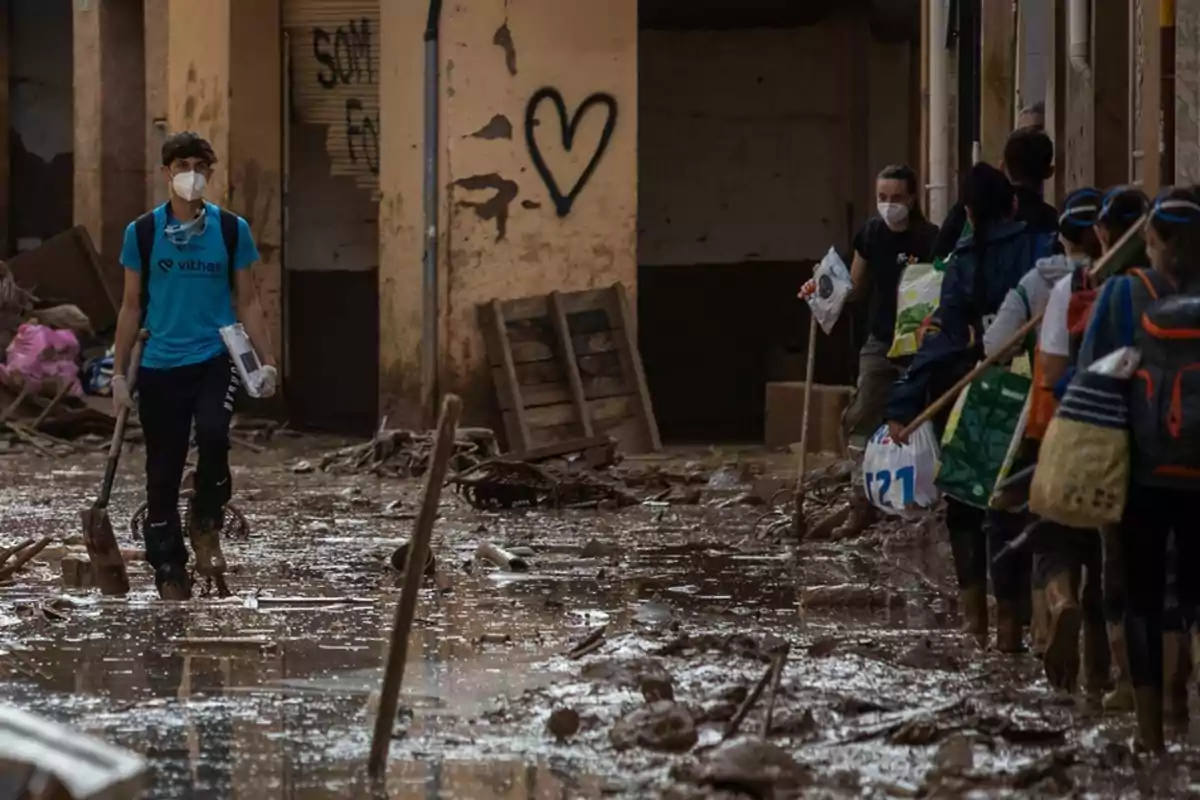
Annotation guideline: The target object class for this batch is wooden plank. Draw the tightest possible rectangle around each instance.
[528,415,646,453]
[479,301,530,451]
[506,331,619,365]
[499,435,613,462]
[499,287,620,323]
[490,370,631,410]
[508,395,636,431]
[548,290,594,437]
[511,352,625,387]
[610,282,662,452]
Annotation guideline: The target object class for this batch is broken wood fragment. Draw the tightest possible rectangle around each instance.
[567,624,608,659]
[760,646,789,737]
[0,537,52,581]
[724,645,789,741]
[0,539,35,569]
[369,394,462,781]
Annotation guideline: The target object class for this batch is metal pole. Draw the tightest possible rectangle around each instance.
[421,0,444,427]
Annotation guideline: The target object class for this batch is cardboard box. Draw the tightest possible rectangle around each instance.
[764,382,854,453]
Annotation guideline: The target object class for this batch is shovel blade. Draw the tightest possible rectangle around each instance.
[81,506,130,597]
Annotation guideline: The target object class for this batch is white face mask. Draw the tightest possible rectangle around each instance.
[878,202,910,228]
[172,171,207,202]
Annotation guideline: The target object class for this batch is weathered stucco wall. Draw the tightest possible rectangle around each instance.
[166,1,231,203]
[18,0,73,252]
[380,0,638,427]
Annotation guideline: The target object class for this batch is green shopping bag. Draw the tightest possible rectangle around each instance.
[936,366,1032,508]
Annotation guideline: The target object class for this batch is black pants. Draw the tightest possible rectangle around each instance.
[987,509,1030,607]
[1119,483,1199,690]
[1033,522,1104,629]
[138,356,238,573]
[946,498,986,591]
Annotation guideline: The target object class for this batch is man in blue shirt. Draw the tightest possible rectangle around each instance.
[111,132,277,600]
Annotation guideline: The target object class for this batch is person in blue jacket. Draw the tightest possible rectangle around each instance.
[885,163,1055,650]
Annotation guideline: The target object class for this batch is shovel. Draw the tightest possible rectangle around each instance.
[82,331,147,596]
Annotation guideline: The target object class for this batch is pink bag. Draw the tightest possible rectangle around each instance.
[0,323,82,396]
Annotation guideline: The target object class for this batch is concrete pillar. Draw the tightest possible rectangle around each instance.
[228,0,283,368]
[144,0,169,207]
[1138,0,1162,193]
[379,0,639,427]
[73,0,146,297]
[1095,0,1131,187]
[1175,0,1200,183]
[980,0,1015,166]
[1062,3,1094,192]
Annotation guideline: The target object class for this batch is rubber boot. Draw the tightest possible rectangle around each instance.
[1163,631,1192,729]
[155,565,192,602]
[187,502,227,577]
[995,600,1025,654]
[1030,588,1049,656]
[1044,571,1082,692]
[1082,617,1112,705]
[833,491,878,540]
[1104,623,1136,713]
[1134,686,1166,753]
[960,585,988,647]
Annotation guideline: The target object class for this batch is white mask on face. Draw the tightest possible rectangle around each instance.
[172,171,207,202]
[878,202,910,228]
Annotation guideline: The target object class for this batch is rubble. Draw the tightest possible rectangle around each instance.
[319,428,496,477]
[610,701,698,753]
[452,458,639,510]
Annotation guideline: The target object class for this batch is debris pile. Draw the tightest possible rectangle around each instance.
[452,458,639,510]
[319,428,497,477]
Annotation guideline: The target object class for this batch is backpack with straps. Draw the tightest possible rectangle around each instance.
[134,206,239,329]
[1126,267,1200,487]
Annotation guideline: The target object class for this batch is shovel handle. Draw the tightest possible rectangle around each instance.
[97,330,148,507]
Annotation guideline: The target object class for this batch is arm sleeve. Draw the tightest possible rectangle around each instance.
[852,223,870,259]
[983,285,1030,359]
[1038,275,1073,357]
[233,216,261,271]
[119,221,141,272]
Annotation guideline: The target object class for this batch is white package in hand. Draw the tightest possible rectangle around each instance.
[219,323,266,398]
[805,246,853,334]
[862,422,941,515]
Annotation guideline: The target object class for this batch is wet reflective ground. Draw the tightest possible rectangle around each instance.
[3,446,1200,797]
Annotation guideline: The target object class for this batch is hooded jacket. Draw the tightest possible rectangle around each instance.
[982,253,1085,358]
[886,219,1056,425]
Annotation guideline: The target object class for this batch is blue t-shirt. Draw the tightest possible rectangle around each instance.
[119,202,259,369]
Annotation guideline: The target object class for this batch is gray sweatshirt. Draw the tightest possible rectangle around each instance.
[983,254,1085,358]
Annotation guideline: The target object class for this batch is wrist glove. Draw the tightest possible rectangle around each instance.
[111,375,135,413]
[258,365,278,399]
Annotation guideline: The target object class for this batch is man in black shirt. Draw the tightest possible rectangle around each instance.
[932,124,1058,259]
[820,165,939,446]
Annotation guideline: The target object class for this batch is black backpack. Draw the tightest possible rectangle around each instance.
[134,207,239,329]
[1126,268,1200,488]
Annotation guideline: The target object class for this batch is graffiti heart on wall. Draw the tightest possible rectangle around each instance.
[524,88,617,218]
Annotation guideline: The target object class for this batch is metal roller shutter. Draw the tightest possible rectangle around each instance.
[284,0,381,194]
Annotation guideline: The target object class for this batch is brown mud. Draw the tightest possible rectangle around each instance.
[1,444,1198,798]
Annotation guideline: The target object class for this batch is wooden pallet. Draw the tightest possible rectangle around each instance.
[479,283,662,455]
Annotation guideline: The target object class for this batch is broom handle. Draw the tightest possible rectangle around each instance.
[98,330,147,506]
[898,216,1147,440]
[796,314,819,481]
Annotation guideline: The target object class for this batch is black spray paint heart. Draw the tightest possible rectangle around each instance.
[524,87,618,217]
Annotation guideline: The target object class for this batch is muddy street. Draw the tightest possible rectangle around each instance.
[0,443,1196,798]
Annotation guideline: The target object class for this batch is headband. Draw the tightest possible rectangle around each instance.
[1153,196,1200,224]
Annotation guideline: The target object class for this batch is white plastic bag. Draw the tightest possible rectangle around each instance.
[862,422,941,515]
[805,246,853,335]
[219,323,267,398]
